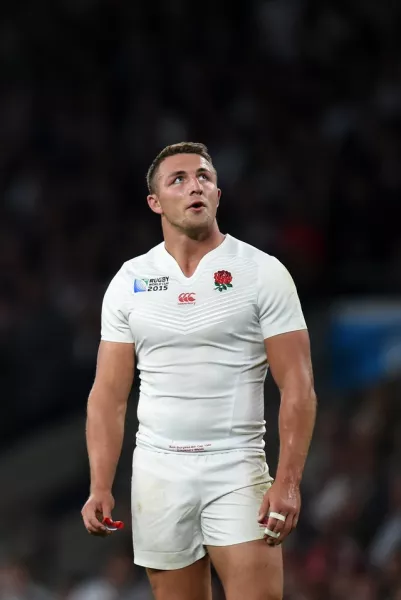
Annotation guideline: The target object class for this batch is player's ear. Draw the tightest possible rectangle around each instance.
[216,188,222,207]
[147,194,163,215]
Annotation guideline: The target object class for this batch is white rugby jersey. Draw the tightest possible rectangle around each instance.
[101,234,307,453]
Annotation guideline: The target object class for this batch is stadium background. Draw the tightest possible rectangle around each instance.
[1,1,401,598]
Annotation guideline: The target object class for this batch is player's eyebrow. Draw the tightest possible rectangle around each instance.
[167,170,186,179]
[166,167,212,179]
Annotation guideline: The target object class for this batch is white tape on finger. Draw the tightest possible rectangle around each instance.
[264,528,280,539]
[268,511,286,522]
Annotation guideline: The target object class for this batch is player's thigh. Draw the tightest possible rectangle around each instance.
[201,475,271,549]
[147,554,212,600]
[132,448,205,570]
[208,539,283,600]
[202,478,281,599]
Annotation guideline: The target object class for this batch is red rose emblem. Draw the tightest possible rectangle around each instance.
[214,270,233,292]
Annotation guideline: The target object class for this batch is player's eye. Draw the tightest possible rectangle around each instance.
[199,173,209,180]
[173,176,184,184]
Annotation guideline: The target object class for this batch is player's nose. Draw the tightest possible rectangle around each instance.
[189,176,203,194]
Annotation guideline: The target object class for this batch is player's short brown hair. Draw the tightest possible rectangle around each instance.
[146,142,214,193]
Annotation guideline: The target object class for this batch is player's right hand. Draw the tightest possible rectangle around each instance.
[81,490,115,536]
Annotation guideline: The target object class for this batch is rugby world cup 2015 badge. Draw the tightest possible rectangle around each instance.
[133,278,149,293]
[133,276,169,293]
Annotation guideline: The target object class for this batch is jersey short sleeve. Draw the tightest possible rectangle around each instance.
[101,267,134,343]
[257,256,307,340]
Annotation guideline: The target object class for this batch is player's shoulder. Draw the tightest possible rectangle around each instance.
[104,243,164,298]
[229,237,297,301]
[227,235,284,273]
[114,242,164,279]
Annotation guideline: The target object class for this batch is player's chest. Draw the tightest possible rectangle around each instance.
[126,267,259,343]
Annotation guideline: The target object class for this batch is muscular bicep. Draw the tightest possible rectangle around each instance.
[264,330,313,393]
[91,340,135,403]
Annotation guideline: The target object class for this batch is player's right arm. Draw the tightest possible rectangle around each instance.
[81,266,135,536]
[81,340,134,535]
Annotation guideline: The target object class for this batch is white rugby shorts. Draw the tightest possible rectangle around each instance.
[131,447,273,570]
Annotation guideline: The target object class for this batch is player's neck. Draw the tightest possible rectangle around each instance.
[163,224,225,278]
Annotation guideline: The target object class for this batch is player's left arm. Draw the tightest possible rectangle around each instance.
[258,329,317,545]
[256,257,317,545]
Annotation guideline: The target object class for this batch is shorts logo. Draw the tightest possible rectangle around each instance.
[178,292,196,304]
[133,276,169,293]
[214,270,233,292]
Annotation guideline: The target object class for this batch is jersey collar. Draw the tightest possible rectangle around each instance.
[155,234,231,283]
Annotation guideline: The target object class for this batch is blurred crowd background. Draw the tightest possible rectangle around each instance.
[1,0,401,598]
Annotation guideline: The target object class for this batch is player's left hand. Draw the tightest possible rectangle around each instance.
[258,480,301,546]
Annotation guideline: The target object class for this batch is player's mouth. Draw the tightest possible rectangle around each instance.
[187,200,206,212]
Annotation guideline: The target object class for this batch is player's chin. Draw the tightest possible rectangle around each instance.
[182,214,212,235]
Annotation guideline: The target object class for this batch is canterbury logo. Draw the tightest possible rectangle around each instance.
[178,292,196,304]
